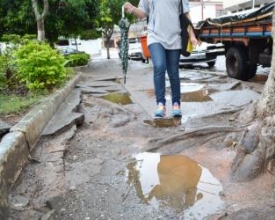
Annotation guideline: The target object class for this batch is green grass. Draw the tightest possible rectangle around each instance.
[0,67,76,116]
[0,66,77,116]
[0,93,43,116]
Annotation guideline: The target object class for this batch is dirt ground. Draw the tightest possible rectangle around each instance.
[6,58,275,220]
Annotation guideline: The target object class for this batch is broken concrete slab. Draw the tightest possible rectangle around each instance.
[76,81,118,87]
[42,89,84,136]
[76,80,128,94]
[11,74,83,149]
[78,86,108,94]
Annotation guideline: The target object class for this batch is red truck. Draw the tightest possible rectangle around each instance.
[196,2,274,80]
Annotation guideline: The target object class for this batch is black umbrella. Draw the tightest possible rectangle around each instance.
[118,5,130,84]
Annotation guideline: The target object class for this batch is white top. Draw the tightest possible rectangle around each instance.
[138,0,190,49]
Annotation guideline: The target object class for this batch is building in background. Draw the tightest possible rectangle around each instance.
[223,0,274,13]
[189,0,226,25]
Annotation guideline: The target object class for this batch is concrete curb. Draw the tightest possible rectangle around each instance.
[0,72,83,219]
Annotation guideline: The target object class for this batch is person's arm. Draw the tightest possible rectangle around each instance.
[124,2,147,20]
[185,12,198,47]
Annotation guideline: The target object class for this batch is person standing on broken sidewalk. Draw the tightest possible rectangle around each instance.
[124,0,197,118]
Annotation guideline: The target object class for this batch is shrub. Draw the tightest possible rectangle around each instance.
[14,42,67,91]
[0,54,20,91]
[0,55,6,89]
[65,53,90,67]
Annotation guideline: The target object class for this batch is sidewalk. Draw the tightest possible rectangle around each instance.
[0,54,262,219]
[0,56,155,219]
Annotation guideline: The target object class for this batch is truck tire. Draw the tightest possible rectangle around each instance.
[226,47,250,80]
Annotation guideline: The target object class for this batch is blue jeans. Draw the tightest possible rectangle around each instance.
[148,43,181,106]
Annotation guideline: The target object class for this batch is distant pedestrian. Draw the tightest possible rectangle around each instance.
[124,0,197,118]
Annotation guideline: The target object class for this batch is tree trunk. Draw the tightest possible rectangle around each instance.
[37,18,46,42]
[31,0,49,41]
[231,6,275,181]
[74,37,78,51]
[103,27,114,59]
[106,40,110,59]
[257,11,275,119]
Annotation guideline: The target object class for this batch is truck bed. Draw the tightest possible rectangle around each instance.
[194,1,274,81]
[196,1,274,43]
[198,20,272,44]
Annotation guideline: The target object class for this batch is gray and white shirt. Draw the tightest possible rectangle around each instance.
[138,0,190,49]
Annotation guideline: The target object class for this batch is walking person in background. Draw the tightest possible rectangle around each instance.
[124,0,197,118]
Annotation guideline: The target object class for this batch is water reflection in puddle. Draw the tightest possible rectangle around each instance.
[180,83,212,102]
[143,117,182,128]
[251,74,268,82]
[126,152,224,218]
[181,89,212,102]
[101,93,132,105]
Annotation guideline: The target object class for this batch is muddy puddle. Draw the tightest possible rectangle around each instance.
[100,92,132,105]
[250,73,269,83]
[126,152,225,218]
[180,83,212,102]
[143,117,182,127]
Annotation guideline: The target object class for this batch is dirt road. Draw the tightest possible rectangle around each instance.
[7,57,275,220]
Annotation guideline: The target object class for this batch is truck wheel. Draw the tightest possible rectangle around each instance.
[226,47,249,80]
[207,61,216,67]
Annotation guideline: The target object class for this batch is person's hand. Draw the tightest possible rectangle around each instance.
[124,2,135,14]
[190,36,198,48]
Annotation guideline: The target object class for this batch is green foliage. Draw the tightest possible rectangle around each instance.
[97,0,140,55]
[2,33,36,43]
[0,0,34,37]
[14,42,67,91]
[0,55,18,90]
[1,34,21,44]
[0,55,6,89]
[99,0,140,27]
[0,0,101,44]
[0,36,20,90]
[0,34,40,92]
[80,29,102,40]
[65,53,90,67]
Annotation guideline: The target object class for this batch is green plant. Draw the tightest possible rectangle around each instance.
[0,35,19,91]
[14,42,67,91]
[0,55,6,89]
[65,53,90,67]
[0,54,21,91]
[0,93,43,116]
